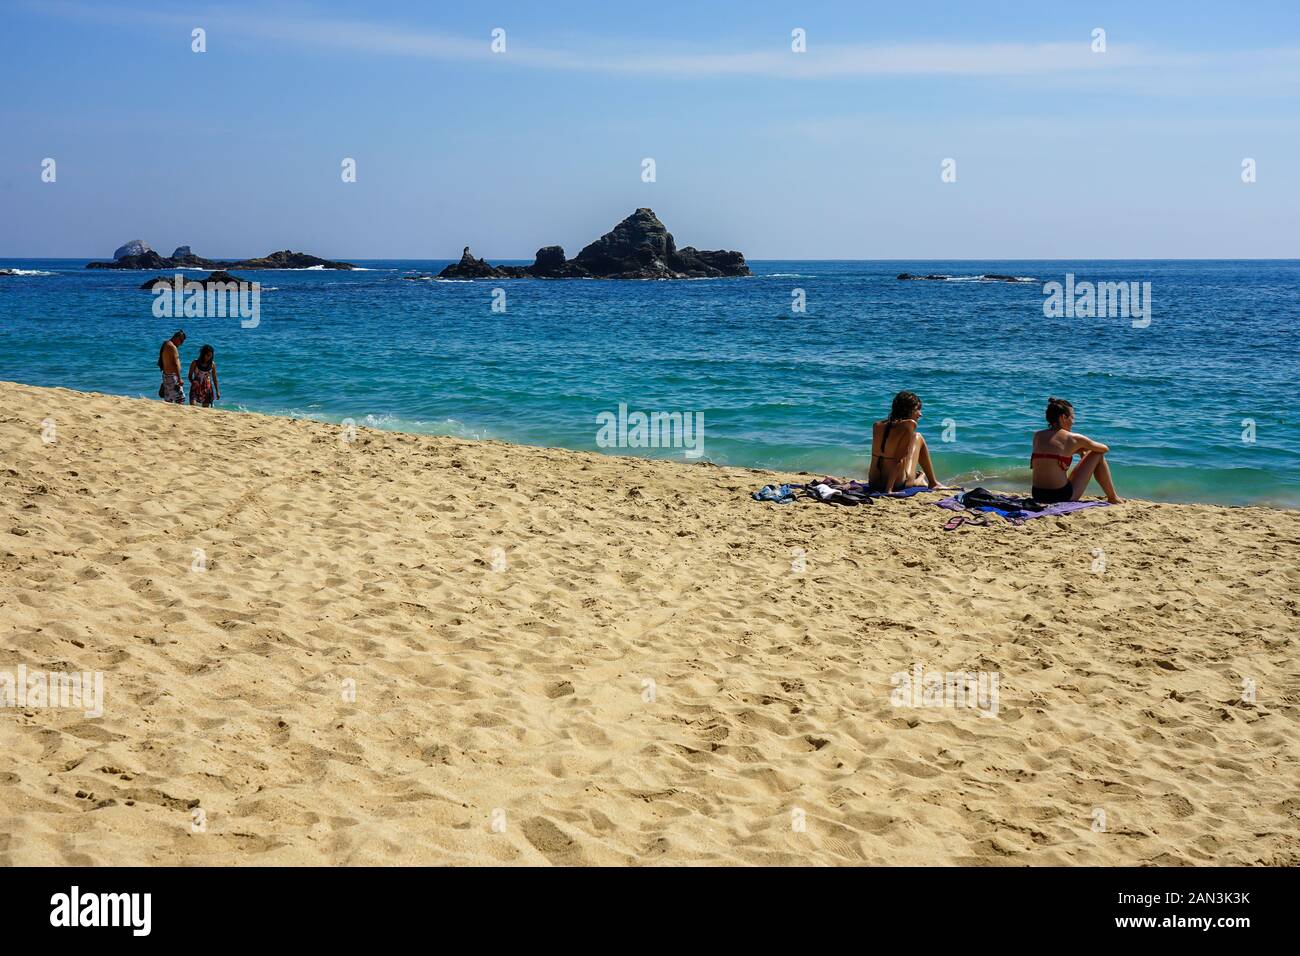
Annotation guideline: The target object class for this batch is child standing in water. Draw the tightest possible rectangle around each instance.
[188,345,220,408]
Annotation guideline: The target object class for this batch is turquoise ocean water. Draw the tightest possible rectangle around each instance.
[1,259,1296,507]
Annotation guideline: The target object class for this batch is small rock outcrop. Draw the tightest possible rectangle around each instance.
[231,250,354,270]
[436,209,749,280]
[140,271,249,290]
[440,247,508,279]
[89,244,356,270]
[897,272,1034,283]
[530,245,568,277]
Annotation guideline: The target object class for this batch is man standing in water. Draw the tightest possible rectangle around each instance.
[158,330,186,404]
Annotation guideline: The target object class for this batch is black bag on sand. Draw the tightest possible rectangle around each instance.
[961,487,1046,512]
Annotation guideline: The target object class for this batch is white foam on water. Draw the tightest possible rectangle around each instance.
[940,275,1036,283]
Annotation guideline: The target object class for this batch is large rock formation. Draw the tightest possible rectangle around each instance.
[437,209,749,280]
[88,244,356,270]
[114,239,152,259]
[101,249,172,271]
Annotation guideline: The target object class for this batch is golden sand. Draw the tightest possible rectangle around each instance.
[1,380,1297,865]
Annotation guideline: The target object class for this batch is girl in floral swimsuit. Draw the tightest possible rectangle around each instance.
[188,345,220,408]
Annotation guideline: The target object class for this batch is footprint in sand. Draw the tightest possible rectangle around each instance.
[521,816,585,865]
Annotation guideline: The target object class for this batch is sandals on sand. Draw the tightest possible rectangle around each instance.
[944,514,992,531]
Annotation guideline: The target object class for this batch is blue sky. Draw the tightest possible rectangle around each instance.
[2,0,1298,258]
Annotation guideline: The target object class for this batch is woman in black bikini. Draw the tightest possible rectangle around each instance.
[868,391,941,492]
[1030,397,1122,504]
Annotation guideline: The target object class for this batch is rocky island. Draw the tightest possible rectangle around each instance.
[87,241,356,271]
[140,271,248,290]
[436,208,749,280]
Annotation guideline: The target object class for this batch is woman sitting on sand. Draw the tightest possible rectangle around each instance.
[1030,397,1122,504]
[868,391,941,492]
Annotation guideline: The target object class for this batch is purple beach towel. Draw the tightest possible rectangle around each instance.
[936,495,1111,522]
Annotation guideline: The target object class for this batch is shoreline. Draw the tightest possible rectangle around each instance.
[3,379,1298,865]
[3,380,1294,512]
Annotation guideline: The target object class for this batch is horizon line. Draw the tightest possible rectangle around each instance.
[6,255,1300,263]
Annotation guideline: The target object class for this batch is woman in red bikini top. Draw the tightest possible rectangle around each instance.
[1030,397,1123,504]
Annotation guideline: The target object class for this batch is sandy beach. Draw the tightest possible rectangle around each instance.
[1,379,1297,866]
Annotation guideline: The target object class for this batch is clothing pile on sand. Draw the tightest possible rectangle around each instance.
[752,477,937,507]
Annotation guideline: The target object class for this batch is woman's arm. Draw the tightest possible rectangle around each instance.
[918,438,940,488]
[187,360,197,382]
[1072,432,1110,455]
[212,365,219,400]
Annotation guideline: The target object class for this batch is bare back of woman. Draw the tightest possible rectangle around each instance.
[1031,397,1123,504]
[868,391,940,492]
